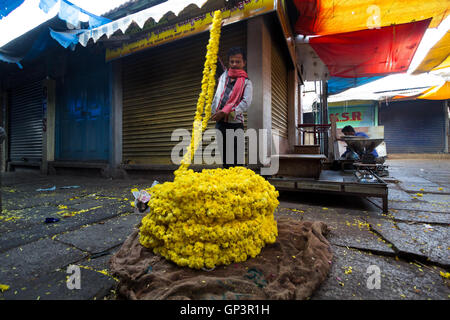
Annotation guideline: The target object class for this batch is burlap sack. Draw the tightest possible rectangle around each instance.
[109,217,333,300]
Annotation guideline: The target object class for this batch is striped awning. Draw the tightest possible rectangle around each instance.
[77,0,207,46]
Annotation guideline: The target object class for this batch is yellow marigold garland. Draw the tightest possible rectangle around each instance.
[177,10,221,173]
[137,10,279,270]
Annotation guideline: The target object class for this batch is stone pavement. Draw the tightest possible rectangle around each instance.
[0,159,449,300]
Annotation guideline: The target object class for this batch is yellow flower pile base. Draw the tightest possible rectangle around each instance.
[137,10,279,270]
[139,167,279,269]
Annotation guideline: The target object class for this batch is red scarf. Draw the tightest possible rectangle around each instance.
[219,69,248,119]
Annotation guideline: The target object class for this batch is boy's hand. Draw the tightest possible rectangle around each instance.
[211,110,226,122]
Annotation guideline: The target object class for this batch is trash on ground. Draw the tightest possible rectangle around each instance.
[36,186,56,192]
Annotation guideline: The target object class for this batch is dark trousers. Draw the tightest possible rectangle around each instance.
[215,121,244,169]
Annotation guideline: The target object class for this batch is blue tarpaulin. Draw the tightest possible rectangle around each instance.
[59,0,81,26]
[0,0,25,19]
[0,0,111,68]
[40,0,111,28]
[50,27,85,50]
[0,25,59,68]
[328,76,383,95]
[0,51,23,68]
[39,0,58,13]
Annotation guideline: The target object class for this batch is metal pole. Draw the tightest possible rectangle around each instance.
[321,80,329,156]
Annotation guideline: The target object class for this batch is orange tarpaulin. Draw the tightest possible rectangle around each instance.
[433,56,450,71]
[417,81,450,100]
[294,0,449,35]
[309,19,430,78]
[413,30,450,74]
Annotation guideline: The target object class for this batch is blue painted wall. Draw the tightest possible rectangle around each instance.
[55,47,111,161]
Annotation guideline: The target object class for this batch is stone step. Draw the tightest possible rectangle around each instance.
[293,144,320,154]
[272,154,326,179]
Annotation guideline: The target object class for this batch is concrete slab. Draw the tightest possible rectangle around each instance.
[0,205,61,234]
[2,193,82,211]
[80,247,120,272]
[0,203,131,253]
[0,238,86,288]
[0,267,116,300]
[415,193,450,204]
[388,187,416,202]
[311,245,449,300]
[398,177,438,186]
[390,209,450,224]
[369,219,450,267]
[59,197,125,211]
[276,207,395,255]
[399,185,450,194]
[0,198,127,232]
[385,200,450,213]
[55,214,142,254]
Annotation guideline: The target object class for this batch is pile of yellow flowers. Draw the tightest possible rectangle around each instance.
[139,167,279,269]
[137,10,279,270]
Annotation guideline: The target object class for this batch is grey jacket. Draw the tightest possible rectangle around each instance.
[210,71,253,124]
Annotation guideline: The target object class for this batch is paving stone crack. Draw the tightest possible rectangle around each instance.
[366,220,450,270]
[332,243,449,272]
[52,238,91,256]
[332,243,397,258]
[398,220,449,226]
[367,220,401,251]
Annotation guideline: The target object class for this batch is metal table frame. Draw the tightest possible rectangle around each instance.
[269,170,389,213]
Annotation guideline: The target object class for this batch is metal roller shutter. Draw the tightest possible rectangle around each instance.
[9,80,43,162]
[379,100,446,153]
[123,22,247,165]
[271,39,289,139]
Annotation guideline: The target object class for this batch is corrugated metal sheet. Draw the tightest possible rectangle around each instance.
[271,38,288,139]
[379,100,446,153]
[9,80,43,162]
[122,22,247,164]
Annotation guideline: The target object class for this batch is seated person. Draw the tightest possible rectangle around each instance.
[340,125,380,161]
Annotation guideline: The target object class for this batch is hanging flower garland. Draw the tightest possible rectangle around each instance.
[137,10,279,270]
[176,10,221,173]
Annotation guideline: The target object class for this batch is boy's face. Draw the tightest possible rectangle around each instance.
[228,53,246,70]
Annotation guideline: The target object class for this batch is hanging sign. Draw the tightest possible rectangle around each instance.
[328,103,377,128]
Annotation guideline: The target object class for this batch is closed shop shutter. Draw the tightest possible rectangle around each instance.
[56,51,111,162]
[271,39,289,139]
[9,80,43,162]
[379,100,446,153]
[122,22,247,165]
